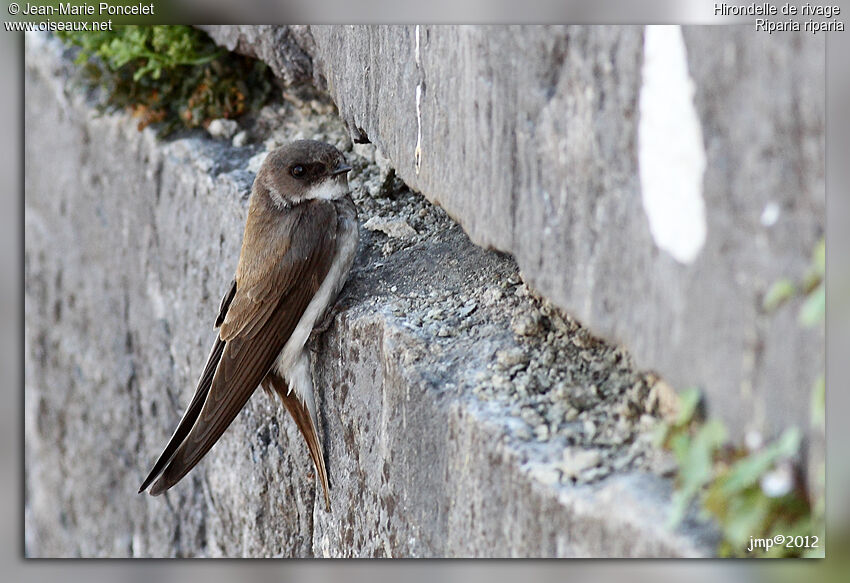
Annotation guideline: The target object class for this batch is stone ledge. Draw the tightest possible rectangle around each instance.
[24,34,712,557]
[199,25,825,449]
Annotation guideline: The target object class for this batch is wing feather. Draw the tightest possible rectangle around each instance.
[143,201,339,495]
[138,336,225,493]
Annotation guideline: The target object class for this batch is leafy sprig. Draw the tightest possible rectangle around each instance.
[56,25,275,135]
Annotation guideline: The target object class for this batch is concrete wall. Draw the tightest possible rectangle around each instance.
[202,25,825,444]
[25,35,713,557]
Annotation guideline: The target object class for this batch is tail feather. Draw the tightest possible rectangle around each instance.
[265,374,330,509]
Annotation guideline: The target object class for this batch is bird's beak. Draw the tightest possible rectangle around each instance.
[331,163,353,176]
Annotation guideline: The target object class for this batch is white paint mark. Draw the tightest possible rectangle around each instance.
[638,25,707,264]
[414,24,421,66]
[414,25,423,175]
[760,201,780,227]
[415,85,422,175]
[145,269,166,320]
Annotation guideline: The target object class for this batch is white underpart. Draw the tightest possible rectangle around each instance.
[638,25,707,265]
[303,178,350,201]
[280,351,316,423]
[273,212,359,422]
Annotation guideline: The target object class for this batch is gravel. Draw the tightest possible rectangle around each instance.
[191,87,676,491]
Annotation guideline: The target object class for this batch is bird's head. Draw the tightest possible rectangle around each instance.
[255,140,353,208]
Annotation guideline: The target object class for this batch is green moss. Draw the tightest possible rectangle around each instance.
[56,25,275,135]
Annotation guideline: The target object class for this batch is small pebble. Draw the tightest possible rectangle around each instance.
[232,130,249,147]
[529,464,560,486]
[458,301,478,318]
[474,370,491,383]
[363,216,418,239]
[534,424,550,441]
[426,308,444,321]
[492,375,513,392]
[496,347,529,367]
[514,425,532,441]
[560,448,602,478]
[511,308,542,336]
[207,118,239,140]
[482,287,503,306]
[567,384,600,412]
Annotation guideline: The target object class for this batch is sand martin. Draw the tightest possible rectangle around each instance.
[139,140,359,507]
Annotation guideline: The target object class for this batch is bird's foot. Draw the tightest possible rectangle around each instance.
[309,301,348,347]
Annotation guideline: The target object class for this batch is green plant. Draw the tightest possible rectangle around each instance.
[56,25,275,135]
[763,238,825,326]
[657,390,815,557]
[658,238,825,557]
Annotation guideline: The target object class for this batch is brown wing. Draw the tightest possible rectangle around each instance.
[138,279,236,493]
[142,201,339,495]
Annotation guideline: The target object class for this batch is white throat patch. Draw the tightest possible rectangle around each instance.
[304,178,349,201]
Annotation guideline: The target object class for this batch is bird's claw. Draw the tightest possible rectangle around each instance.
[309,302,346,348]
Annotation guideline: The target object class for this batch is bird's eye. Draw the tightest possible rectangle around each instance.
[291,165,305,178]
